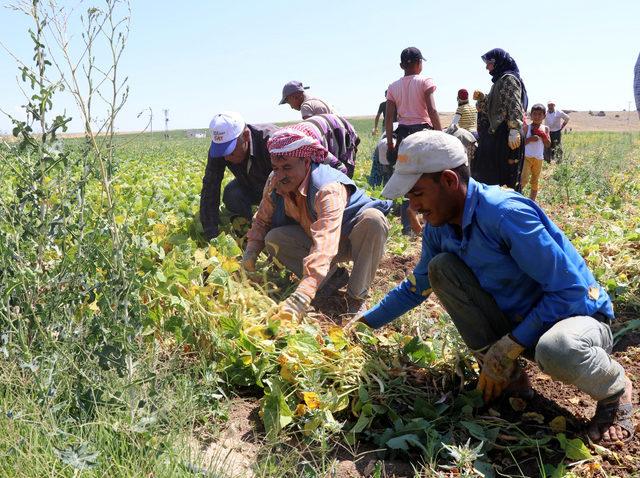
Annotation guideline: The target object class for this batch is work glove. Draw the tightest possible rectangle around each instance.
[472,90,485,101]
[241,249,258,272]
[477,334,525,403]
[507,129,521,150]
[278,290,311,320]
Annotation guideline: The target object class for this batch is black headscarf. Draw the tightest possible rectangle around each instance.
[482,48,528,111]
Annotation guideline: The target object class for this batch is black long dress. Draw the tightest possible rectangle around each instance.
[472,118,523,191]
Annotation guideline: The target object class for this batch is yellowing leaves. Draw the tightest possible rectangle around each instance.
[327,326,347,350]
[221,258,240,273]
[302,391,321,410]
[153,223,168,238]
[193,249,207,266]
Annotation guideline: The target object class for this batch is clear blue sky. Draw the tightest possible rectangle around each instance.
[1,0,639,133]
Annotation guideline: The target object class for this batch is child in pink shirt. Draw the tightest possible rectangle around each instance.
[385,47,442,235]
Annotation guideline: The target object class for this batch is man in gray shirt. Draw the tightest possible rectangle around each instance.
[279,80,335,119]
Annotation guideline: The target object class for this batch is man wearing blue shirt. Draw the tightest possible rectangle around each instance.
[355,130,633,445]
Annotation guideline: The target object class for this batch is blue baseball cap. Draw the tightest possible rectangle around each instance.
[209,111,245,157]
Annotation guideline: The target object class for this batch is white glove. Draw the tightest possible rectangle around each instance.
[508,129,521,150]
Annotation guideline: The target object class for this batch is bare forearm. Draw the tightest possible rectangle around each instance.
[426,94,441,130]
[385,101,396,145]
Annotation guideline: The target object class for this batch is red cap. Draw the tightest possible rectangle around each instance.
[457,89,469,101]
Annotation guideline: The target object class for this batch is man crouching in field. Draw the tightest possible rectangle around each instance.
[350,130,635,446]
[241,126,392,318]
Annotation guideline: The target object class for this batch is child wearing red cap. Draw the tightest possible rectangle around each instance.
[451,89,477,132]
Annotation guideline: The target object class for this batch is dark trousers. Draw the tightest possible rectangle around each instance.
[549,130,563,162]
[222,179,262,220]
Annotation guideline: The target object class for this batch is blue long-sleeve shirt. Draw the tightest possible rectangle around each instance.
[363,179,614,348]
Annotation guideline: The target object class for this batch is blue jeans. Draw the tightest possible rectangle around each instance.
[222,179,262,220]
[368,147,392,187]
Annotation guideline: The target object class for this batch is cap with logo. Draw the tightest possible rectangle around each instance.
[209,111,246,157]
[400,47,425,65]
[279,80,310,105]
[381,130,468,199]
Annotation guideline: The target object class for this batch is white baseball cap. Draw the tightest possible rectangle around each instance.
[382,130,468,199]
[209,111,246,157]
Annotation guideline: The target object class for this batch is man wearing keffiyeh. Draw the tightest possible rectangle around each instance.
[267,122,349,176]
[241,126,392,319]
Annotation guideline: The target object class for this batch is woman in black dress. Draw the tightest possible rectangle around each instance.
[472,48,528,190]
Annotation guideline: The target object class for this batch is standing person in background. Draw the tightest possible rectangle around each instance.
[369,91,397,186]
[385,46,442,234]
[473,48,527,190]
[545,101,570,162]
[372,90,397,136]
[634,52,640,120]
[279,81,335,120]
[521,104,551,201]
[449,89,477,133]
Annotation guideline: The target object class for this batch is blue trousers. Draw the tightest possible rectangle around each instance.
[222,179,262,220]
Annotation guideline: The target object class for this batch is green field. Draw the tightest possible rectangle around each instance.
[1,121,639,477]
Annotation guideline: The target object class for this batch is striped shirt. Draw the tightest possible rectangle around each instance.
[635,52,640,112]
[246,166,348,298]
[455,103,477,132]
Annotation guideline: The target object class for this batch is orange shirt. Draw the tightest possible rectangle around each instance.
[246,167,349,298]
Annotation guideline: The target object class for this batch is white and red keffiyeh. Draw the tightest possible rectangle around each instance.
[267,123,328,161]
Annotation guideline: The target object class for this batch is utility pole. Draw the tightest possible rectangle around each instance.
[137,106,153,137]
[163,109,169,139]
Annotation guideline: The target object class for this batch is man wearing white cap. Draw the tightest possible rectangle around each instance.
[352,130,634,445]
[544,101,570,162]
[279,80,335,119]
[200,112,279,240]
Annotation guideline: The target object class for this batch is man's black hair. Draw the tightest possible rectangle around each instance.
[423,164,470,185]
